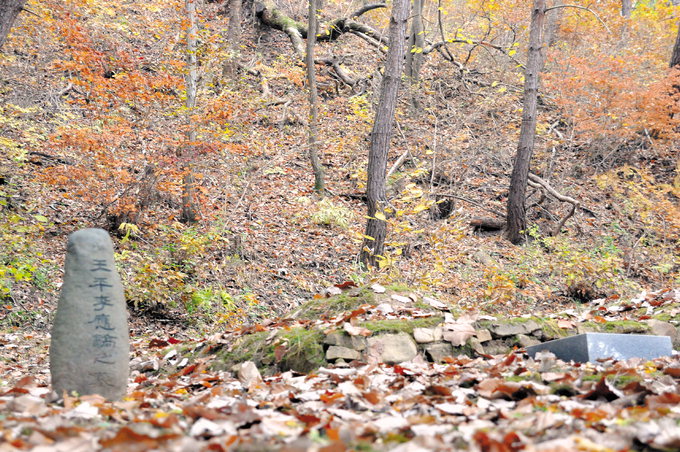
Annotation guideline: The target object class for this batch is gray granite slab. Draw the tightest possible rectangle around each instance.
[526,333,672,363]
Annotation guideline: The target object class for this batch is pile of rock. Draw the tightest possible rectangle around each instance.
[321,316,679,366]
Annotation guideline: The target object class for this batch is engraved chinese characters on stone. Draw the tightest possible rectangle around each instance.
[50,229,129,400]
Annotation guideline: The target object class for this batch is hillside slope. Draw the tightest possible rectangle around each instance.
[0,0,678,331]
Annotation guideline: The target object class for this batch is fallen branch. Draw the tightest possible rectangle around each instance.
[437,193,505,218]
[349,30,386,53]
[28,151,73,166]
[255,1,387,57]
[386,149,412,179]
[527,173,580,236]
[469,217,505,232]
[318,56,358,86]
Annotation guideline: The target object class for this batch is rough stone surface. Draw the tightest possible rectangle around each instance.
[326,345,361,361]
[534,327,573,341]
[475,329,492,343]
[646,320,679,348]
[490,320,541,338]
[483,340,511,355]
[50,229,129,400]
[424,342,453,363]
[516,334,541,348]
[413,327,442,344]
[526,333,673,363]
[468,337,485,355]
[367,333,417,364]
[324,332,367,351]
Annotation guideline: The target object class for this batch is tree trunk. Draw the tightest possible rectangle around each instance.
[359,0,409,268]
[544,0,562,48]
[181,0,199,224]
[227,0,241,44]
[405,0,424,113]
[505,0,546,245]
[223,0,242,78]
[671,24,680,68]
[621,0,632,18]
[0,0,27,50]
[306,0,325,193]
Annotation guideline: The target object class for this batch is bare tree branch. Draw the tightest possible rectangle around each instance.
[545,4,610,34]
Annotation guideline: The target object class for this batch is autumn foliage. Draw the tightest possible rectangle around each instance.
[0,0,678,316]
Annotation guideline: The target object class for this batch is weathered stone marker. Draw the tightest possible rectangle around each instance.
[526,333,672,363]
[50,229,129,400]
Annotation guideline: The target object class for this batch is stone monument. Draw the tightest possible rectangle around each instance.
[50,229,129,400]
[526,333,672,363]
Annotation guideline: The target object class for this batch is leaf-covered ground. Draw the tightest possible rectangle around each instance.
[2,289,679,452]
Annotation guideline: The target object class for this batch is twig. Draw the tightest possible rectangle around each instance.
[386,149,411,179]
[278,100,293,127]
[423,39,525,69]
[545,4,611,34]
[349,30,386,53]
[20,7,39,17]
[435,0,456,63]
[234,178,252,211]
[429,117,438,190]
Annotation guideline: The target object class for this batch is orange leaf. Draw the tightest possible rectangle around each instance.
[320,392,344,404]
[325,428,340,441]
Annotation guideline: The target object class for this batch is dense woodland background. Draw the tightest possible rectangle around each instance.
[0,0,679,330]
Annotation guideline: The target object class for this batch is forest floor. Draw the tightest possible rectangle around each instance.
[1,288,679,452]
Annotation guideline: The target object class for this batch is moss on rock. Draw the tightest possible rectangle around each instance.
[276,327,326,373]
[360,316,443,334]
[208,327,327,374]
[291,288,376,320]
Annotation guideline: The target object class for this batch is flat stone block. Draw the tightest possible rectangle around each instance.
[526,333,672,363]
[424,342,453,363]
[326,345,361,361]
[413,327,442,344]
[324,332,366,351]
[367,332,417,364]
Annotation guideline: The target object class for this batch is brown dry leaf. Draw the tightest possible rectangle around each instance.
[343,322,372,337]
[99,424,181,451]
[442,323,476,346]
[582,376,624,402]
[557,319,575,329]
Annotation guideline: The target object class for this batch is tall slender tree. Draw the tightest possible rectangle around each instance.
[180,0,199,223]
[222,0,242,78]
[671,23,680,69]
[405,0,424,114]
[306,0,325,193]
[359,0,409,268]
[0,0,27,49]
[621,0,632,18]
[505,0,546,244]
